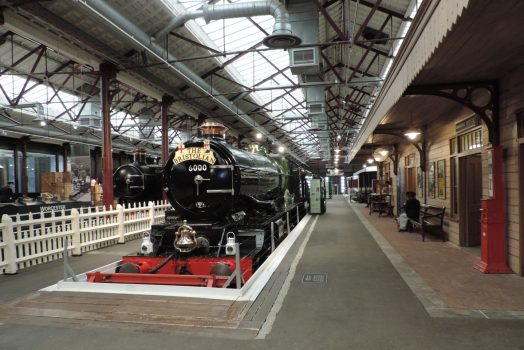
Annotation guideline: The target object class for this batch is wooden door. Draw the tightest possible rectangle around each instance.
[404,167,416,193]
[519,143,524,276]
[459,154,482,246]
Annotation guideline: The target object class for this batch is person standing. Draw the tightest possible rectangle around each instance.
[0,181,15,203]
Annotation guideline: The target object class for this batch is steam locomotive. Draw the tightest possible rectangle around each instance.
[112,150,163,205]
[88,123,308,287]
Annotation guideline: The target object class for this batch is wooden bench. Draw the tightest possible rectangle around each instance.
[409,205,446,242]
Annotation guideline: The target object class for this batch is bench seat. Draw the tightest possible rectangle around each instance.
[409,205,446,242]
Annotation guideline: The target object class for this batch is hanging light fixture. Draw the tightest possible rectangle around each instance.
[404,127,422,140]
[404,113,422,140]
[372,147,390,162]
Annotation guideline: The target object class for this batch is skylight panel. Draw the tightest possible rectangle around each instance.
[176,0,307,149]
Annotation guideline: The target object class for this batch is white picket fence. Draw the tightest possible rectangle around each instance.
[0,200,172,275]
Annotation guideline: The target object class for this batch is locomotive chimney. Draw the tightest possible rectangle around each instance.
[199,122,227,140]
[133,149,147,164]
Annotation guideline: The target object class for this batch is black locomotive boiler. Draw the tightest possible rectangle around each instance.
[87,123,308,287]
[113,149,164,205]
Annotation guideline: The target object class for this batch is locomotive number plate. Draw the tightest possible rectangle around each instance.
[188,164,208,172]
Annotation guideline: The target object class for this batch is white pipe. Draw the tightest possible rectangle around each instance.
[75,0,306,165]
[154,1,294,41]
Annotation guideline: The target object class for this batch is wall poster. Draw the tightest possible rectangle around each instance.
[428,162,436,198]
[437,159,446,199]
[416,166,423,199]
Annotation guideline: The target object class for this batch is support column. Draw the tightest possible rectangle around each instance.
[63,143,70,172]
[20,137,28,195]
[161,95,174,166]
[100,62,117,209]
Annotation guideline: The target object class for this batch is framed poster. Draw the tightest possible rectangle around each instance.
[428,162,436,198]
[437,159,446,199]
[416,167,423,198]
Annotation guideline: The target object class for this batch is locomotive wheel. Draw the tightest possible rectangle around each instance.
[116,263,141,273]
[210,262,233,276]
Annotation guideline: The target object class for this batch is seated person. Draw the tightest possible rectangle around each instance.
[0,182,15,203]
[405,191,421,221]
[398,191,421,231]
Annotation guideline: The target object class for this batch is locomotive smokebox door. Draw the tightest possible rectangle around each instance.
[164,139,237,219]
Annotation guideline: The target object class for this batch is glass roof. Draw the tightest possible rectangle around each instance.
[0,73,185,145]
[176,0,315,150]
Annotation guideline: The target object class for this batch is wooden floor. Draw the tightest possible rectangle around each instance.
[0,291,257,335]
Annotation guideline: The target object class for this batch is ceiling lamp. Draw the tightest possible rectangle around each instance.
[372,147,390,162]
[335,148,340,153]
[256,132,263,140]
[337,135,341,140]
[404,127,422,140]
[39,120,47,127]
[278,146,285,153]
[367,158,374,164]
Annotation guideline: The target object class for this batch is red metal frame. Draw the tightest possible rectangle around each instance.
[87,255,254,288]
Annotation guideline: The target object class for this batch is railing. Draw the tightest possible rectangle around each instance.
[0,200,172,274]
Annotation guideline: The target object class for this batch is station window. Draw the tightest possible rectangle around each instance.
[449,137,457,155]
[404,153,415,167]
[384,162,391,182]
[458,129,482,153]
[450,157,458,218]
[0,149,15,187]
[26,152,57,193]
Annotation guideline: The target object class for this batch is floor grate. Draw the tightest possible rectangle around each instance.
[302,273,327,284]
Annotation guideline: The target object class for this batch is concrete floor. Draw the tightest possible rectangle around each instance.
[1,196,524,350]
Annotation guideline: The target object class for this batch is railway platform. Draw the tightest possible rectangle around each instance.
[1,196,524,350]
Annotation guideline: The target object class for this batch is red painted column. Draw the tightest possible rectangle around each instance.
[100,63,117,209]
[475,145,512,273]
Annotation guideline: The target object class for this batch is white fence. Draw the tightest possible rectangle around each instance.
[0,200,172,274]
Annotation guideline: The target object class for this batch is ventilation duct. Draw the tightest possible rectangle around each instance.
[78,98,101,129]
[290,47,320,74]
[154,1,301,48]
[288,0,321,74]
